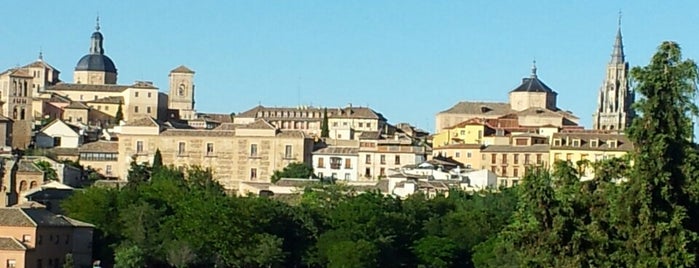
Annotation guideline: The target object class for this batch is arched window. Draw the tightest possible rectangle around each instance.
[19,180,28,192]
[12,107,17,119]
[178,84,186,96]
[20,109,25,120]
[30,181,38,189]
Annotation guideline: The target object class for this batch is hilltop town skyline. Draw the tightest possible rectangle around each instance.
[2,1,699,133]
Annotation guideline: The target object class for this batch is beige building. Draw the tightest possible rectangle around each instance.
[0,158,44,208]
[235,104,387,139]
[432,144,484,169]
[79,140,119,179]
[435,64,578,133]
[549,132,633,179]
[357,131,427,180]
[482,140,550,187]
[117,117,314,192]
[167,66,197,120]
[0,207,94,268]
[0,68,35,148]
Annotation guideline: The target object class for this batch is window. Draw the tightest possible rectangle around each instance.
[491,154,496,164]
[608,140,618,148]
[572,139,580,147]
[250,144,258,157]
[80,94,84,100]
[513,168,519,177]
[359,122,363,127]
[501,154,507,164]
[460,130,465,135]
[380,168,385,177]
[94,95,98,100]
[53,137,62,147]
[135,91,139,97]
[285,145,292,158]
[512,180,519,186]
[467,152,472,158]
[344,173,350,180]
[148,92,152,98]
[317,158,325,168]
[524,154,531,164]
[136,141,144,153]
[455,152,461,158]
[365,155,371,164]
[7,259,16,268]
[106,106,110,111]
[380,155,386,164]
[367,123,371,128]
[147,106,152,113]
[330,157,342,169]
[513,154,519,164]
[345,158,352,169]
[566,154,573,161]
[516,138,527,146]
[250,168,257,179]
[331,173,337,179]
[365,168,371,177]
[500,179,507,187]
[536,154,542,164]
[207,143,214,156]
[554,153,562,160]
[590,140,598,147]
[394,155,400,165]
[553,139,561,146]
[478,130,483,139]
[178,142,186,155]
[22,234,31,243]
[135,106,139,113]
[333,122,338,127]
[318,172,323,178]
[106,165,113,176]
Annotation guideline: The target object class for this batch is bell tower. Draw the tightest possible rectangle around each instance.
[593,13,635,132]
[168,65,196,120]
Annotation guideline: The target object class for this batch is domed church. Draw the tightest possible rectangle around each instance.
[73,17,118,85]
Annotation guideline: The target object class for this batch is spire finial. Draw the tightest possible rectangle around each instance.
[531,59,537,78]
[618,10,622,28]
[95,15,101,31]
[38,47,43,61]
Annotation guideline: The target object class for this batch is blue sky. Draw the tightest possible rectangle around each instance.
[1,1,699,133]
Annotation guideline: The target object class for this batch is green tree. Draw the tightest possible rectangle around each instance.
[115,101,124,123]
[271,162,314,183]
[35,160,58,181]
[413,235,458,268]
[62,253,74,268]
[616,41,699,266]
[321,107,329,138]
[152,149,163,171]
[114,244,146,268]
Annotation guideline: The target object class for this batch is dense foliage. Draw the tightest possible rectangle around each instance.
[62,42,699,267]
[270,162,315,183]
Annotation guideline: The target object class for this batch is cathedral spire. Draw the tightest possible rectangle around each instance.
[611,11,625,64]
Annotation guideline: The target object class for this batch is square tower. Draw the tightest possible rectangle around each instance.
[168,65,196,120]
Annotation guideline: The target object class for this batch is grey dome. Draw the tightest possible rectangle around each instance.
[75,54,117,73]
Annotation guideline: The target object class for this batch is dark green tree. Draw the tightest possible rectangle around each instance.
[617,41,699,266]
[115,101,124,123]
[35,160,58,181]
[271,162,314,183]
[321,107,329,138]
[152,149,163,171]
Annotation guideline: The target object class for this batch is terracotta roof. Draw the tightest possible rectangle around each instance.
[123,116,160,127]
[213,123,239,131]
[313,147,359,155]
[241,119,276,130]
[515,107,562,117]
[439,101,513,115]
[8,68,33,78]
[49,147,79,156]
[79,141,118,153]
[276,131,308,139]
[198,113,233,123]
[434,144,484,150]
[88,96,123,104]
[359,131,381,140]
[0,237,26,251]
[481,144,551,153]
[445,118,488,129]
[170,65,195,74]
[64,101,90,110]
[160,129,236,137]
[0,208,35,226]
[551,132,633,152]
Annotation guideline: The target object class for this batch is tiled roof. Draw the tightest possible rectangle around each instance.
[48,83,130,92]
[434,144,484,150]
[160,129,235,137]
[329,106,386,120]
[481,144,551,153]
[123,116,160,127]
[551,132,633,152]
[358,131,381,140]
[23,59,59,71]
[241,119,276,130]
[213,123,239,131]
[515,107,562,117]
[88,96,123,104]
[171,65,195,74]
[313,147,359,155]
[276,131,308,139]
[18,160,42,173]
[0,237,26,251]
[49,147,79,156]
[0,208,35,226]
[25,188,74,200]
[79,141,118,153]
[8,68,33,78]
[510,75,557,94]
[439,101,513,115]
[198,113,233,123]
[64,101,90,110]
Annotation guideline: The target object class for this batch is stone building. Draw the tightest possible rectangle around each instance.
[117,117,315,192]
[0,68,35,149]
[356,130,427,180]
[78,140,119,179]
[549,131,633,180]
[593,18,635,131]
[435,64,579,133]
[167,65,197,120]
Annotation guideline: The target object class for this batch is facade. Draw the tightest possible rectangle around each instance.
[593,20,634,131]
[79,140,119,179]
[117,117,314,192]
[0,68,35,148]
[435,65,579,133]
[549,132,633,179]
[482,143,550,187]
[35,119,83,148]
[312,147,359,181]
[357,131,427,180]
[0,207,94,268]
[432,144,484,169]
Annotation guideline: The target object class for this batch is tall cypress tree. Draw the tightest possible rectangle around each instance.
[619,41,699,266]
[321,107,330,138]
[153,149,163,171]
[115,101,124,123]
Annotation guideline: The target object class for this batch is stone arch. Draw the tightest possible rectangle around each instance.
[30,181,38,189]
[19,180,28,192]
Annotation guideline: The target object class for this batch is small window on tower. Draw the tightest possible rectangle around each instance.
[178,84,186,96]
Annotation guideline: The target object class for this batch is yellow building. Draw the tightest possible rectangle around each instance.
[117,117,315,193]
[482,140,550,188]
[432,144,484,169]
[549,132,633,179]
[79,141,120,179]
[432,118,493,147]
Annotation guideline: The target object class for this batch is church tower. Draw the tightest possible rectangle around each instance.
[168,65,196,120]
[592,15,635,131]
[73,17,118,85]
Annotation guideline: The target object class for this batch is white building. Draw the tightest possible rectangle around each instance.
[312,147,359,181]
[35,119,84,148]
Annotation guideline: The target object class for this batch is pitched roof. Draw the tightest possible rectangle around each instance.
[7,68,33,78]
[23,59,59,72]
[481,144,551,153]
[0,237,26,251]
[197,113,233,123]
[79,141,118,153]
[313,147,359,155]
[18,160,42,173]
[123,116,160,127]
[359,131,381,140]
[551,132,633,152]
[64,101,90,110]
[329,106,386,120]
[88,96,123,104]
[510,75,557,94]
[0,208,93,228]
[433,144,484,150]
[48,81,157,92]
[439,101,513,115]
[39,119,81,134]
[170,65,195,74]
[25,188,75,200]
[241,119,276,130]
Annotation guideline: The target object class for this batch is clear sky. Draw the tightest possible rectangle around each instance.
[1,1,699,133]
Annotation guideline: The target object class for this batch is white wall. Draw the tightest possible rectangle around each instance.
[312,154,359,181]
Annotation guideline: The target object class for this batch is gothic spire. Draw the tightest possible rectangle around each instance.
[611,11,625,64]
